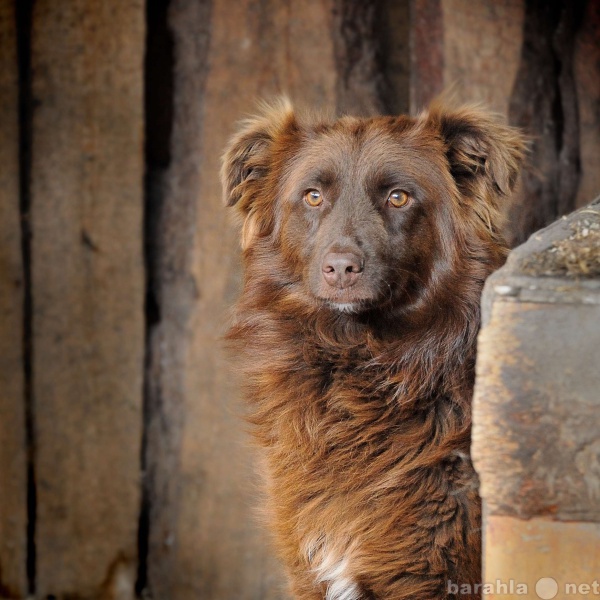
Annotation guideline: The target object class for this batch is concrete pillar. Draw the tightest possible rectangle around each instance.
[473,196,600,599]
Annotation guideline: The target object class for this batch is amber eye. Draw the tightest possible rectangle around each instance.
[304,189,323,207]
[387,189,410,208]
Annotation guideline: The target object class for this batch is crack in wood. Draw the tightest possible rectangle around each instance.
[15,0,36,594]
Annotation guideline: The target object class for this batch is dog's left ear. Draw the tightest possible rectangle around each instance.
[425,102,526,200]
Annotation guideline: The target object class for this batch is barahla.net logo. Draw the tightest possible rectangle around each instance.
[447,579,528,596]
[448,577,600,598]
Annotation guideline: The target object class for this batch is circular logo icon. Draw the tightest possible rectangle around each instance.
[536,577,558,599]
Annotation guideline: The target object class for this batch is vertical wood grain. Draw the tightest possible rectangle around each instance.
[507,0,586,245]
[332,0,388,116]
[410,0,524,114]
[30,1,145,597]
[441,0,524,114]
[0,2,27,596]
[410,0,444,113]
[574,0,600,207]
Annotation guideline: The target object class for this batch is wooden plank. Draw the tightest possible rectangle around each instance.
[143,1,214,596]
[379,0,410,116]
[30,1,145,597]
[410,0,524,115]
[332,0,388,115]
[507,1,587,245]
[574,0,600,207]
[410,0,444,113]
[441,0,524,115]
[0,2,28,596]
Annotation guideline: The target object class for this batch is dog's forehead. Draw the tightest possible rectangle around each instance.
[287,116,440,183]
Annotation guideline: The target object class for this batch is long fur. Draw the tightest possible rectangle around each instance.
[222,99,525,600]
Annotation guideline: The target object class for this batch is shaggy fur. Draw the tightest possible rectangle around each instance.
[222,99,525,600]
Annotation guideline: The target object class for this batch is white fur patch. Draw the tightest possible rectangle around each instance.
[330,302,359,313]
[304,538,362,600]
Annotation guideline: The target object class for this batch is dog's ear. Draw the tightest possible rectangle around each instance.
[427,103,526,195]
[423,102,526,234]
[221,97,295,209]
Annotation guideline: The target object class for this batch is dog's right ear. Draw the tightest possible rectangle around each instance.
[221,97,295,210]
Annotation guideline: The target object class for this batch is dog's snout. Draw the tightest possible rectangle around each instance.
[322,252,363,289]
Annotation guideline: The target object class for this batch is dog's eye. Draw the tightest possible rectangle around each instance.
[387,189,410,208]
[304,189,323,207]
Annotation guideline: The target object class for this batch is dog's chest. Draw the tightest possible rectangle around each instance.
[284,367,396,600]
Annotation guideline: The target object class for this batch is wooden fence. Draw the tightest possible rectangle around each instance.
[0,1,598,599]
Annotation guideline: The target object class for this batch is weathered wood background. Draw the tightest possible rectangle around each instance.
[0,1,598,599]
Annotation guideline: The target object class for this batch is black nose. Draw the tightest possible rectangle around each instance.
[322,252,363,289]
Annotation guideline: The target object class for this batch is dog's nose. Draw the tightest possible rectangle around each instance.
[322,252,363,288]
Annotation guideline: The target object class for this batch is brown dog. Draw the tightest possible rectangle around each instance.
[222,99,524,600]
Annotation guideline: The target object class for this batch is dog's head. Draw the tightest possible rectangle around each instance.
[222,99,525,315]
